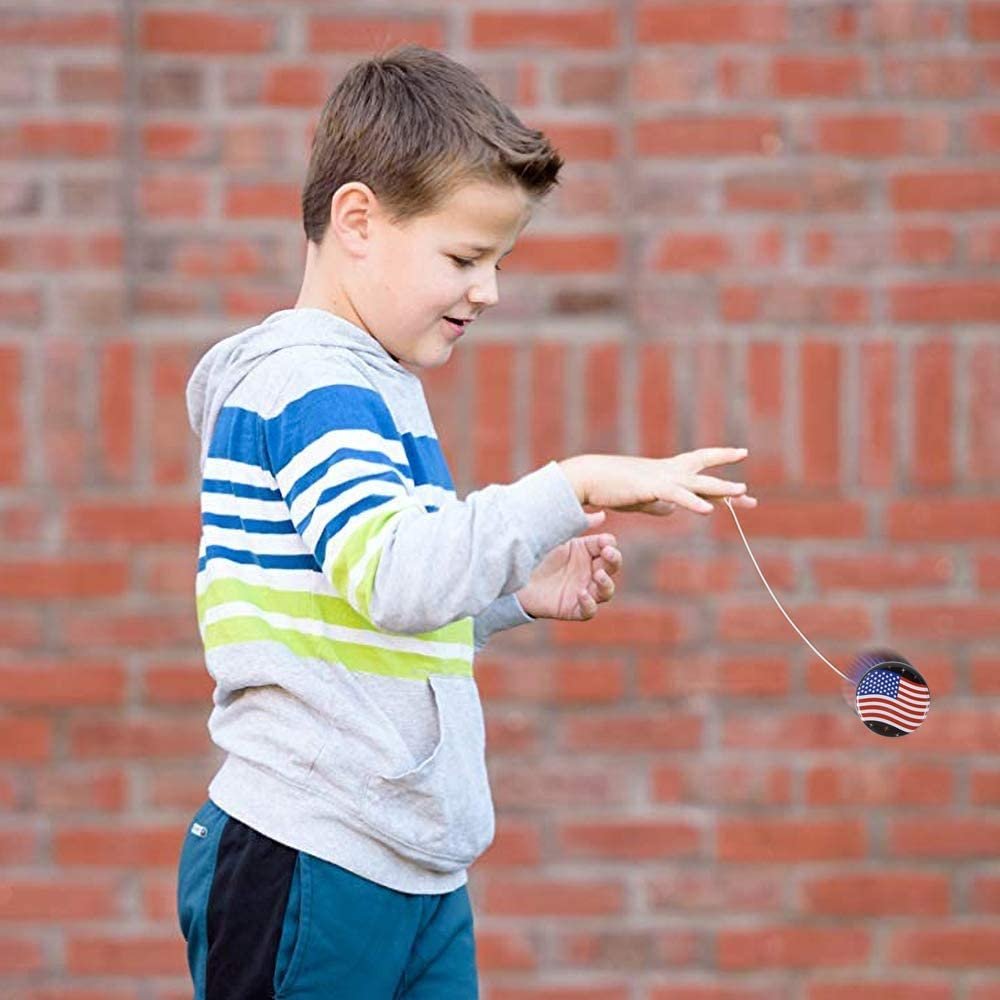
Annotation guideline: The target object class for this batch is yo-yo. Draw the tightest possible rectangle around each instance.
[842,648,931,738]
[722,498,931,738]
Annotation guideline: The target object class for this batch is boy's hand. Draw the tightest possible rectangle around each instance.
[517,512,621,621]
[559,447,756,516]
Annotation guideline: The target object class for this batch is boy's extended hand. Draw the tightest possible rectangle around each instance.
[516,511,620,621]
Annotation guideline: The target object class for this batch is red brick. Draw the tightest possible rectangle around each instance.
[638,655,791,698]
[561,711,703,751]
[806,984,952,1000]
[69,718,211,760]
[473,344,515,485]
[726,169,866,213]
[892,171,1000,211]
[888,500,1000,541]
[140,176,207,218]
[773,56,867,97]
[805,762,953,807]
[891,818,1000,857]
[971,876,1000,913]
[0,937,44,973]
[0,716,53,761]
[555,927,698,968]
[18,120,117,158]
[54,825,184,868]
[0,345,24,485]
[722,710,870,750]
[552,604,686,647]
[98,341,135,482]
[811,553,953,591]
[720,603,872,643]
[890,926,1000,966]
[141,12,273,54]
[637,116,780,156]
[718,819,866,862]
[0,880,119,920]
[891,281,1000,323]
[0,13,119,47]
[224,182,298,219]
[309,17,444,53]
[475,930,538,972]
[970,3,1000,40]
[66,502,199,543]
[648,869,784,914]
[508,234,619,273]
[0,660,125,707]
[971,769,1000,804]
[803,873,950,916]
[913,340,954,486]
[718,926,870,969]
[67,935,185,975]
[890,602,1000,639]
[583,343,620,452]
[0,561,129,600]
[472,11,616,50]
[654,232,732,271]
[478,819,541,867]
[968,342,1000,483]
[558,819,701,859]
[637,3,787,43]
[482,878,624,916]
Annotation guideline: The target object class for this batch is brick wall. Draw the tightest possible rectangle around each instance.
[2,2,998,997]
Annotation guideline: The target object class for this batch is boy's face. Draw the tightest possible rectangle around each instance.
[333,179,534,369]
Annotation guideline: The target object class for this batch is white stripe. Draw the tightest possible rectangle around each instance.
[413,482,456,508]
[202,523,309,557]
[288,460,407,531]
[203,457,277,489]
[275,428,408,491]
[203,601,473,658]
[197,560,331,597]
[202,492,289,520]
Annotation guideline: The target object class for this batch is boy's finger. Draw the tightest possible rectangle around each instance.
[691,447,749,469]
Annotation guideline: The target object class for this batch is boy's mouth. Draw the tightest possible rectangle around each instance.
[443,316,470,335]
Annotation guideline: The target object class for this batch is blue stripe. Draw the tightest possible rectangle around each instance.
[208,407,267,468]
[264,384,403,473]
[314,493,392,568]
[299,471,405,535]
[202,513,297,535]
[283,448,410,509]
[198,546,320,573]
[203,479,283,501]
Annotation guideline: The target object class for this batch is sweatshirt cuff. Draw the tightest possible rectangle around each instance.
[473,593,536,652]
[504,460,589,561]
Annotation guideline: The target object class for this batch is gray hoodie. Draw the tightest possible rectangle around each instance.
[185,307,588,892]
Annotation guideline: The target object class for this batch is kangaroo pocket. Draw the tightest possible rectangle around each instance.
[360,674,495,873]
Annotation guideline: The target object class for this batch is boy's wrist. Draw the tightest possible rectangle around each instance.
[557,455,592,506]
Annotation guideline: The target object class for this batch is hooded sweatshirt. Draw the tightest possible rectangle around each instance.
[185,307,589,893]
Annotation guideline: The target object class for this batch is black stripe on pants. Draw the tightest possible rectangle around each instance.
[206,814,298,1000]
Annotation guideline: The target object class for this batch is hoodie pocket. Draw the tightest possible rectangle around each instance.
[360,675,495,872]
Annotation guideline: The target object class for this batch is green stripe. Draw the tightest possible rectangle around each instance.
[197,577,472,644]
[330,501,418,619]
[203,615,473,680]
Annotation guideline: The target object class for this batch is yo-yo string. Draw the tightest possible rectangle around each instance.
[722,497,852,684]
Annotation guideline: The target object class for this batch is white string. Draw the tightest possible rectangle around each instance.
[722,497,852,684]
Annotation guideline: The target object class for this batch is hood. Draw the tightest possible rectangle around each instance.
[185,307,412,472]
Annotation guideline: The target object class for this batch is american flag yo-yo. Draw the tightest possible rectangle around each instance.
[849,649,931,738]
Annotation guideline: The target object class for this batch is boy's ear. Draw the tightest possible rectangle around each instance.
[329,182,377,257]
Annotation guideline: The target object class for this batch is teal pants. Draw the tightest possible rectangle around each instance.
[177,799,478,999]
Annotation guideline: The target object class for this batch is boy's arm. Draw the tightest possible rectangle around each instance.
[264,378,588,636]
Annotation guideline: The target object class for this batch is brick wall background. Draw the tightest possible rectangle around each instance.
[2,2,999,997]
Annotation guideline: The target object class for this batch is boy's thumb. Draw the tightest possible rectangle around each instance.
[583,510,606,531]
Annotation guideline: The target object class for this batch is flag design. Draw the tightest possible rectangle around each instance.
[855,667,930,735]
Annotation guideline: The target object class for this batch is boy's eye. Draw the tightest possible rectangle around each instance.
[449,256,502,272]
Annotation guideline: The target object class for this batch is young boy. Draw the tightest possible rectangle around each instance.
[177,44,756,999]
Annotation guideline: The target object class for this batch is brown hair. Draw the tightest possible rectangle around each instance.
[301,44,564,244]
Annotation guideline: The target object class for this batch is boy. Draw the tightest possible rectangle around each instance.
[177,44,756,999]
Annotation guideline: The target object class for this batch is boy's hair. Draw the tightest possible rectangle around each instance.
[301,44,564,244]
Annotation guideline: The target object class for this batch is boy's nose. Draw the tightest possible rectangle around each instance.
[468,273,499,307]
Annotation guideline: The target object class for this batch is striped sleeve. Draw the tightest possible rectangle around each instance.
[262,381,424,623]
